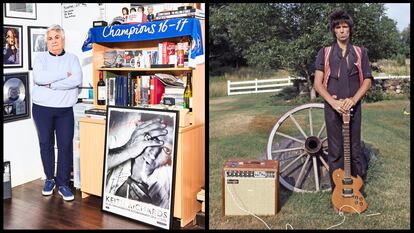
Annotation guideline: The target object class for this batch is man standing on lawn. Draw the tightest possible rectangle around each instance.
[313,9,373,194]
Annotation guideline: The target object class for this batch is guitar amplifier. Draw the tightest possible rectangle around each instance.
[222,159,279,216]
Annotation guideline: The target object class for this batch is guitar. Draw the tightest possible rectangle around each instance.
[331,109,368,213]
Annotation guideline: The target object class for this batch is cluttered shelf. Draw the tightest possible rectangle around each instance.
[98,67,193,72]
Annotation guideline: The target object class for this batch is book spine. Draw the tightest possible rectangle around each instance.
[122,76,128,106]
[135,76,141,106]
[158,43,163,65]
[162,42,169,64]
[109,77,116,105]
[115,76,119,106]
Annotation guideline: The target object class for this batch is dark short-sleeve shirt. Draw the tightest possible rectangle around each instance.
[315,42,373,99]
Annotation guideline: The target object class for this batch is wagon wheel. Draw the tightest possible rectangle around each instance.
[267,103,331,193]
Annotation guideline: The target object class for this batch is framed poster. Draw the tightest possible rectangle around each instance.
[3,72,31,123]
[28,26,48,70]
[101,106,179,230]
[3,25,23,68]
[4,3,37,20]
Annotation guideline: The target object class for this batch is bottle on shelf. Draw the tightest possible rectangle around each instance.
[184,73,193,112]
[177,43,184,68]
[97,71,106,105]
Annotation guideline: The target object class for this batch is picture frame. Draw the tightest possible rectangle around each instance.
[3,72,31,123]
[101,106,179,230]
[3,25,23,69]
[28,26,48,70]
[4,3,37,20]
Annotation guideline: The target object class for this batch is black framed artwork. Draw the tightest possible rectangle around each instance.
[3,72,31,123]
[101,106,179,230]
[3,25,23,69]
[28,26,48,70]
[4,3,37,20]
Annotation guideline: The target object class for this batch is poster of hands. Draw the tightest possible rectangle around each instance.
[102,106,178,230]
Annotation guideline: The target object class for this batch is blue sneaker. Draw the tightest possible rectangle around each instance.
[58,186,74,201]
[42,179,55,196]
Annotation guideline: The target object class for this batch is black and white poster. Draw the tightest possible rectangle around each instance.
[102,106,178,229]
[28,26,47,70]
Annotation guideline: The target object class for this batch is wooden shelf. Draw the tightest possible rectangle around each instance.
[98,67,193,72]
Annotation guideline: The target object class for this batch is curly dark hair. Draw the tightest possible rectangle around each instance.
[329,9,354,39]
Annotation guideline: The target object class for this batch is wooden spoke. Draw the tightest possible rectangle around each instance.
[317,122,326,138]
[272,146,304,154]
[312,156,320,191]
[280,151,307,173]
[289,115,308,139]
[309,108,313,136]
[275,131,305,144]
[295,154,310,188]
[319,155,329,171]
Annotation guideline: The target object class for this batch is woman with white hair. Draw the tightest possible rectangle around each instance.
[32,24,83,201]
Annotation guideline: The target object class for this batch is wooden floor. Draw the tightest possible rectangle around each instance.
[3,179,203,230]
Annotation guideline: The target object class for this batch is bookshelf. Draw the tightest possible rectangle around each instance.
[79,19,205,227]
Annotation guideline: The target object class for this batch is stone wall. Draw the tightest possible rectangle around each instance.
[373,78,410,95]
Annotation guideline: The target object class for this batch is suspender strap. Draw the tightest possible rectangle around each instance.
[323,46,332,88]
[352,45,364,87]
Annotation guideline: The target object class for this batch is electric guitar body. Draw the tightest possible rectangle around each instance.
[331,168,367,213]
[331,109,368,213]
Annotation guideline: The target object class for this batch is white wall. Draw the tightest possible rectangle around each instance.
[4,3,62,187]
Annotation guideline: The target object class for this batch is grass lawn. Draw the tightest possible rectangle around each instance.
[209,92,410,229]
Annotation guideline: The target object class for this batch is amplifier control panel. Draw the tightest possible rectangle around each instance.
[225,170,276,178]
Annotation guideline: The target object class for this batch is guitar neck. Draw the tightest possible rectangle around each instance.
[343,122,351,178]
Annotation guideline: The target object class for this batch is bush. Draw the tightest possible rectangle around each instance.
[402,80,410,99]
[364,84,388,103]
[274,86,298,100]
[395,54,406,66]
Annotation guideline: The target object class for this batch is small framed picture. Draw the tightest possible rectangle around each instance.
[3,25,23,69]
[28,26,48,70]
[4,3,37,20]
[102,106,179,230]
[3,72,31,123]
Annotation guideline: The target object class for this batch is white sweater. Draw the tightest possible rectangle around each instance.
[32,51,83,107]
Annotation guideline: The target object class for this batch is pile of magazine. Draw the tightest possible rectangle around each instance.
[154,73,185,107]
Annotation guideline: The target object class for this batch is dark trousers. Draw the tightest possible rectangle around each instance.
[32,103,74,187]
[324,101,368,191]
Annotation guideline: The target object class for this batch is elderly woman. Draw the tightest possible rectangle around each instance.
[32,24,82,201]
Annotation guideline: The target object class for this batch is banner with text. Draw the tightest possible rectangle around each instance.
[82,18,204,67]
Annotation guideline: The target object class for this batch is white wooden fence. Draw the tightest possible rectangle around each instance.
[227,75,410,96]
[227,76,304,96]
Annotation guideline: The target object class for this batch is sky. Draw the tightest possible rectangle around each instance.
[384,3,410,32]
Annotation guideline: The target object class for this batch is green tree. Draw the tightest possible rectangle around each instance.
[209,3,404,100]
[209,4,246,75]
[400,24,410,58]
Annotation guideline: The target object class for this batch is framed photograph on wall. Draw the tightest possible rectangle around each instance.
[3,72,31,123]
[3,25,23,69]
[4,3,37,20]
[101,106,179,230]
[28,26,48,70]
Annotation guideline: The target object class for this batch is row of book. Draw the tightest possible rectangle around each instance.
[104,73,186,108]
